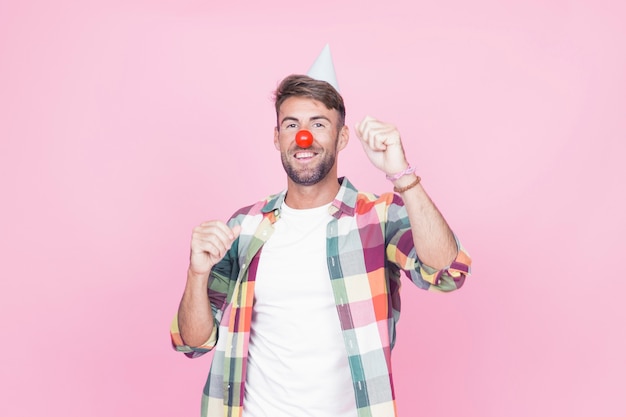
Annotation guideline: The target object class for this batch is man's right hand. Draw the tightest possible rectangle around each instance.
[189,221,242,277]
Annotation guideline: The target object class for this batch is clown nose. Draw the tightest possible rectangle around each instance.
[295,130,314,148]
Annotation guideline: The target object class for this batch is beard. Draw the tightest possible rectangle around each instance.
[280,144,337,186]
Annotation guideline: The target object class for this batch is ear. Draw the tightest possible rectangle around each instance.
[337,125,349,151]
[273,126,280,150]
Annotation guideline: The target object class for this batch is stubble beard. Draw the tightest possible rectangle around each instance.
[281,143,338,186]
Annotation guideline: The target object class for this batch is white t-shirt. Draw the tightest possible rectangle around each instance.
[242,202,357,417]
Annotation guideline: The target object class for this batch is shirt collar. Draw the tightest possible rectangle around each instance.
[261,177,358,219]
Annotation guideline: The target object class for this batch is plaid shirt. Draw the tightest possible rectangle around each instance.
[171,177,471,417]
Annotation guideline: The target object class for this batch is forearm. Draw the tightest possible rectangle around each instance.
[354,116,459,270]
[394,174,458,270]
[177,269,215,348]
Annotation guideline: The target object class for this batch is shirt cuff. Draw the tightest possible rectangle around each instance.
[170,312,218,354]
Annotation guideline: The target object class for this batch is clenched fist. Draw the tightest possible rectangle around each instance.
[189,221,241,277]
[355,116,409,176]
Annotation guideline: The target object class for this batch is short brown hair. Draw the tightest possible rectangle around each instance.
[273,74,346,128]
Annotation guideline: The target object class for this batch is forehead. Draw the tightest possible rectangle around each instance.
[278,96,339,122]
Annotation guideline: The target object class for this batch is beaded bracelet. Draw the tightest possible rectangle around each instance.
[386,164,415,181]
[393,176,421,193]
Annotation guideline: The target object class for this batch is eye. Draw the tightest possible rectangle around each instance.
[285,123,298,129]
[312,122,326,128]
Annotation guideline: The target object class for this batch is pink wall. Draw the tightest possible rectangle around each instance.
[1,1,624,416]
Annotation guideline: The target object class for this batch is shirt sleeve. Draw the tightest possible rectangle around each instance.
[385,194,471,292]
[170,312,218,358]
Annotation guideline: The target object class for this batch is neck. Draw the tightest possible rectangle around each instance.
[284,175,340,209]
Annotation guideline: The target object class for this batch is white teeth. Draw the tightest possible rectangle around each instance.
[295,152,315,159]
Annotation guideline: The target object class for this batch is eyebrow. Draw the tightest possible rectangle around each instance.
[279,115,332,126]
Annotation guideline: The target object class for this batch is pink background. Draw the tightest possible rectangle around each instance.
[1,0,625,416]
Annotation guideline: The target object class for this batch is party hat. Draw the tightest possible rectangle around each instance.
[307,44,340,92]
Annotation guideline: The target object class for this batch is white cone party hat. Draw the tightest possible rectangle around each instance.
[307,44,340,92]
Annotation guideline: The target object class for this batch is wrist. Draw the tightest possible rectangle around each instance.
[385,164,414,181]
[187,268,210,282]
[393,174,421,193]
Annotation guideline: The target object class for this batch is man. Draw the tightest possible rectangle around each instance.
[171,61,471,417]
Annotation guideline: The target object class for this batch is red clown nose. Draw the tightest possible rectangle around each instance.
[295,130,314,148]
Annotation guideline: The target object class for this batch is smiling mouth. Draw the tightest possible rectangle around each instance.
[294,151,317,160]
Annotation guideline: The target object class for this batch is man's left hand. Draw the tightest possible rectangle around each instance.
[355,116,410,177]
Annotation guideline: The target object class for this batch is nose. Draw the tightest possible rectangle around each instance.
[295,130,314,148]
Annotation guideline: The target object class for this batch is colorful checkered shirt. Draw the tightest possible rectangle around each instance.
[171,177,471,417]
